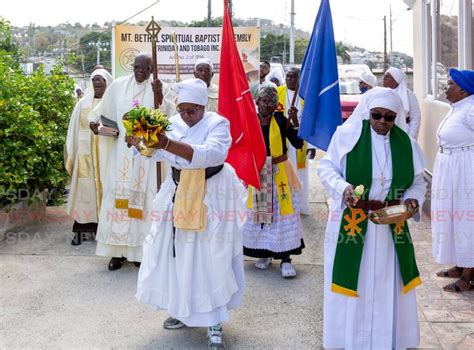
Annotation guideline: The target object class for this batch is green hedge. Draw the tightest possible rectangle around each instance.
[0,19,76,208]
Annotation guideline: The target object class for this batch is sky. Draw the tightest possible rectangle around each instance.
[1,0,414,55]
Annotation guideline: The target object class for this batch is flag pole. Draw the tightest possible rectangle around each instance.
[145,16,163,190]
[172,32,181,83]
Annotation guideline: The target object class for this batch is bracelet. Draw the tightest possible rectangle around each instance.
[164,138,170,150]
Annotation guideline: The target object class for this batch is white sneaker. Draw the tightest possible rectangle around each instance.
[208,325,225,349]
[281,262,297,278]
[255,257,272,269]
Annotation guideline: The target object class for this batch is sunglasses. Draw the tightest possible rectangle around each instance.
[370,112,397,122]
[177,106,202,116]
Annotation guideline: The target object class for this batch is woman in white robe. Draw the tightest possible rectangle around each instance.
[432,68,474,292]
[65,69,113,245]
[318,89,427,349]
[134,79,245,350]
[383,67,421,139]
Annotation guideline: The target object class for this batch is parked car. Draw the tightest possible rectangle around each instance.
[338,64,372,120]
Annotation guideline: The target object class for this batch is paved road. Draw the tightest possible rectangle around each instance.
[2,160,473,349]
[0,162,326,349]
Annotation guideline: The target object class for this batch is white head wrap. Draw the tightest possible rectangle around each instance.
[74,83,82,92]
[386,67,409,113]
[173,78,208,106]
[195,58,214,72]
[267,69,283,86]
[346,87,408,131]
[91,68,113,87]
[359,72,378,88]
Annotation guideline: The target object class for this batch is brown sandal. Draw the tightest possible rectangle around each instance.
[442,278,474,293]
[436,266,463,278]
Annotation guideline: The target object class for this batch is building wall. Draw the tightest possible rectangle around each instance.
[413,1,451,173]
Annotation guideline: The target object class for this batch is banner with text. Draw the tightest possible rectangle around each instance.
[113,25,260,85]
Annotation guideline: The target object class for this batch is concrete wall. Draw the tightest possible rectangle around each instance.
[412,1,451,173]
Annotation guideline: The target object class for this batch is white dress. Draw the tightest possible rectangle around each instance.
[318,121,427,349]
[136,112,246,327]
[431,94,474,268]
[65,95,101,223]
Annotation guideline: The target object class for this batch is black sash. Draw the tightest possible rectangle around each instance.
[171,164,224,184]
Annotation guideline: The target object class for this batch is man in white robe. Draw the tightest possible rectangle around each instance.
[134,79,245,349]
[193,58,218,112]
[89,52,176,270]
[318,88,427,349]
[383,67,421,139]
[277,67,315,215]
[66,69,113,245]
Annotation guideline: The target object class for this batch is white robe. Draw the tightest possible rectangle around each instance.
[318,120,427,349]
[65,94,102,223]
[207,83,219,113]
[432,94,474,267]
[89,74,176,261]
[136,112,246,327]
[405,89,421,140]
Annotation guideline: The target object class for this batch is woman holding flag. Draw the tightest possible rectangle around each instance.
[242,86,305,278]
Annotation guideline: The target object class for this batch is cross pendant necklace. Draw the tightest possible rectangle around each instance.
[373,138,389,185]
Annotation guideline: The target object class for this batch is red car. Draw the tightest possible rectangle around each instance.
[340,94,362,121]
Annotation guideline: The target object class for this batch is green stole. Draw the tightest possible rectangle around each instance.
[331,120,421,297]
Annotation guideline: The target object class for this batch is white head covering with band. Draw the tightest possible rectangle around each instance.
[173,78,209,106]
[386,67,409,113]
[194,58,214,72]
[91,68,113,87]
[360,72,378,88]
[346,87,408,131]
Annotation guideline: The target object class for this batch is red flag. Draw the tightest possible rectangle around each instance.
[218,0,266,190]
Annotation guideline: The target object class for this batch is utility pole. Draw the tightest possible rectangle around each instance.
[96,38,101,65]
[207,0,212,27]
[383,15,388,70]
[389,4,393,54]
[289,0,295,64]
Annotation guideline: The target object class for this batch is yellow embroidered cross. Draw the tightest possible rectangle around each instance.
[133,166,146,190]
[394,221,405,235]
[343,207,367,236]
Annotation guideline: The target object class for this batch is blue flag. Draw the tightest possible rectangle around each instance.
[298,0,342,151]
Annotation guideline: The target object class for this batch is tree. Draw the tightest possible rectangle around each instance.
[336,41,351,64]
[0,18,76,207]
[71,31,112,73]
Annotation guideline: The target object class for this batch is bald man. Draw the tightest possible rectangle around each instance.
[89,52,176,271]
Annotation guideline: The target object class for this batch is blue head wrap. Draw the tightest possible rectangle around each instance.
[449,68,474,94]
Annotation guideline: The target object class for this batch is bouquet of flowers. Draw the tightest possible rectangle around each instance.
[123,101,172,156]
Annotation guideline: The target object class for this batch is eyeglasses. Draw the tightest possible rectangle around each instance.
[177,106,202,116]
[134,64,151,72]
[370,112,397,122]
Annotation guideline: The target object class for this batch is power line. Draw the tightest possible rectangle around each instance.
[66,0,160,51]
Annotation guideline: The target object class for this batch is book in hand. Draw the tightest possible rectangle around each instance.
[98,115,119,137]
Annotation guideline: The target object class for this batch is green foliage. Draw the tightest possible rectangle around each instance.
[336,41,351,64]
[261,34,308,64]
[0,19,75,208]
[70,30,112,73]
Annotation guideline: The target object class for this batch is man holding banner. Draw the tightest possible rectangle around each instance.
[276,67,315,215]
[90,52,176,270]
